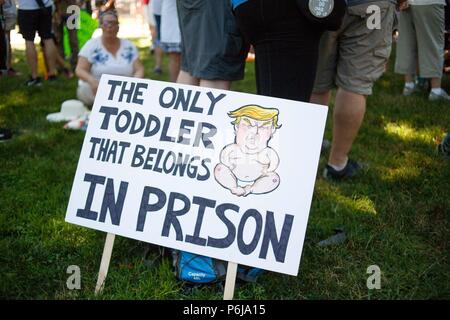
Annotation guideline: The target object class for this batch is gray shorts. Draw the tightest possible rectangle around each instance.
[4,12,17,31]
[394,4,445,79]
[176,0,248,81]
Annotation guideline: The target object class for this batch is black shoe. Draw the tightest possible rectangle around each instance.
[0,128,12,141]
[437,133,450,156]
[323,159,361,181]
[26,77,42,86]
[48,74,58,81]
[153,67,162,75]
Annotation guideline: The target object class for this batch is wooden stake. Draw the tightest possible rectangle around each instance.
[95,233,116,295]
[223,261,238,300]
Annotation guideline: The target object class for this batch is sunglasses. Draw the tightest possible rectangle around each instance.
[101,21,119,27]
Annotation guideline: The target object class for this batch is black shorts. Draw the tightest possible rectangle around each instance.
[18,7,53,41]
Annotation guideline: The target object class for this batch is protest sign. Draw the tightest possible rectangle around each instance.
[66,74,328,277]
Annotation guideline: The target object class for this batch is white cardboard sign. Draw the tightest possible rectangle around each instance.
[65,74,328,276]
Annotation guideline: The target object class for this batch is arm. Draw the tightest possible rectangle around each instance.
[220,145,237,169]
[101,0,115,11]
[75,56,99,94]
[133,58,145,78]
[266,148,280,173]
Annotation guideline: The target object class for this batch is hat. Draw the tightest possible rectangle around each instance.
[46,100,89,122]
[297,0,347,31]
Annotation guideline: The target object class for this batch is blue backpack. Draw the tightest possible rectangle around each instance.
[171,250,264,284]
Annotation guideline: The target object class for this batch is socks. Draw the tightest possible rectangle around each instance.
[405,82,415,89]
[329,158,348,171]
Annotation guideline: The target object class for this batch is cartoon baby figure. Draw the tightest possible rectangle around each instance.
[214,105,281,197]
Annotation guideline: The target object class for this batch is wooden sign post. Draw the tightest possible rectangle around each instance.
[94,233,115,295]
[223,262,238,300]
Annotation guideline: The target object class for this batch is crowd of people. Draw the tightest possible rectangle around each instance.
[0,0,449,164]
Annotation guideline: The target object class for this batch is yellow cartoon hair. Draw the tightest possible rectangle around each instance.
[228,105,281,128]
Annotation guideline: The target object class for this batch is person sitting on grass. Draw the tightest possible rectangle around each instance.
[75,10,145,107]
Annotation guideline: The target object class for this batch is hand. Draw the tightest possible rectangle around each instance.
[397,0,409,11]
[242,185,253,197]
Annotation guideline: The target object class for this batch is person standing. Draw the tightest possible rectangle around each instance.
[310,0,401,180]
[17,0,59,85]
[150,0,163,74]
[176,0,248,90]
[53,0,79,70]
[232,0,346,102]
[3,0,18,76]
[160,0,181,82]
[395,0,449,100]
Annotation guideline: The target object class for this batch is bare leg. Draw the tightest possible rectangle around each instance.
[328,88,366,167]
[6,31,12,70]
[25,41,38,78]
[199,79,231,90]
[154,47,163,70]
[43,38,58,76]
[214,163,245,196]
[177,70,200,86]
[404,74,414,83]
[168,52,180,82]
[246,172,280,195]
[310,91,331,106]
[430,77,442,89]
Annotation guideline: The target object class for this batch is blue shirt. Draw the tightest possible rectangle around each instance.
[231,0,248,10]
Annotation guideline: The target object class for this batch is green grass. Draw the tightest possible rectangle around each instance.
[1,40,449,300]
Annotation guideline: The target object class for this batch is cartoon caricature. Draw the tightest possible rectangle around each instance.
[214,105,281,197]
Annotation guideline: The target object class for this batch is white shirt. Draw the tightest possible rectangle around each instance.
[78,37,139,84]
[151,0,163,15]
[160,0,180,44]
[17,0,53,10]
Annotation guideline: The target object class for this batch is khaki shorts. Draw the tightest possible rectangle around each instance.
[313,1,395,96]
[394,4,445,79]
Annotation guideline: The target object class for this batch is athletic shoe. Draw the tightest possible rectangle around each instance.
[26,77,42,86]
[429,89,450,101]
[403,85,417,96]
[0,128,12,141]
[153,67,162,75]
[437,133,450,156]
[323,159,361,181]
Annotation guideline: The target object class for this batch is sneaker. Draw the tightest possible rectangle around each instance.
[403,85,417,96]
[26,77,42,86]
[48,74,58,82]
[153,67,162,75]
[437,133,450,156]
[0,128,12,141]
[323,159,361,181]
[7,68,20,76]
[429,89,450,101]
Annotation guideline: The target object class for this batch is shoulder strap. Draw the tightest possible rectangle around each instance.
[34,0,47,9]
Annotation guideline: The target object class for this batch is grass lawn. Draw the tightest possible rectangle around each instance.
[0,40,449,300]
